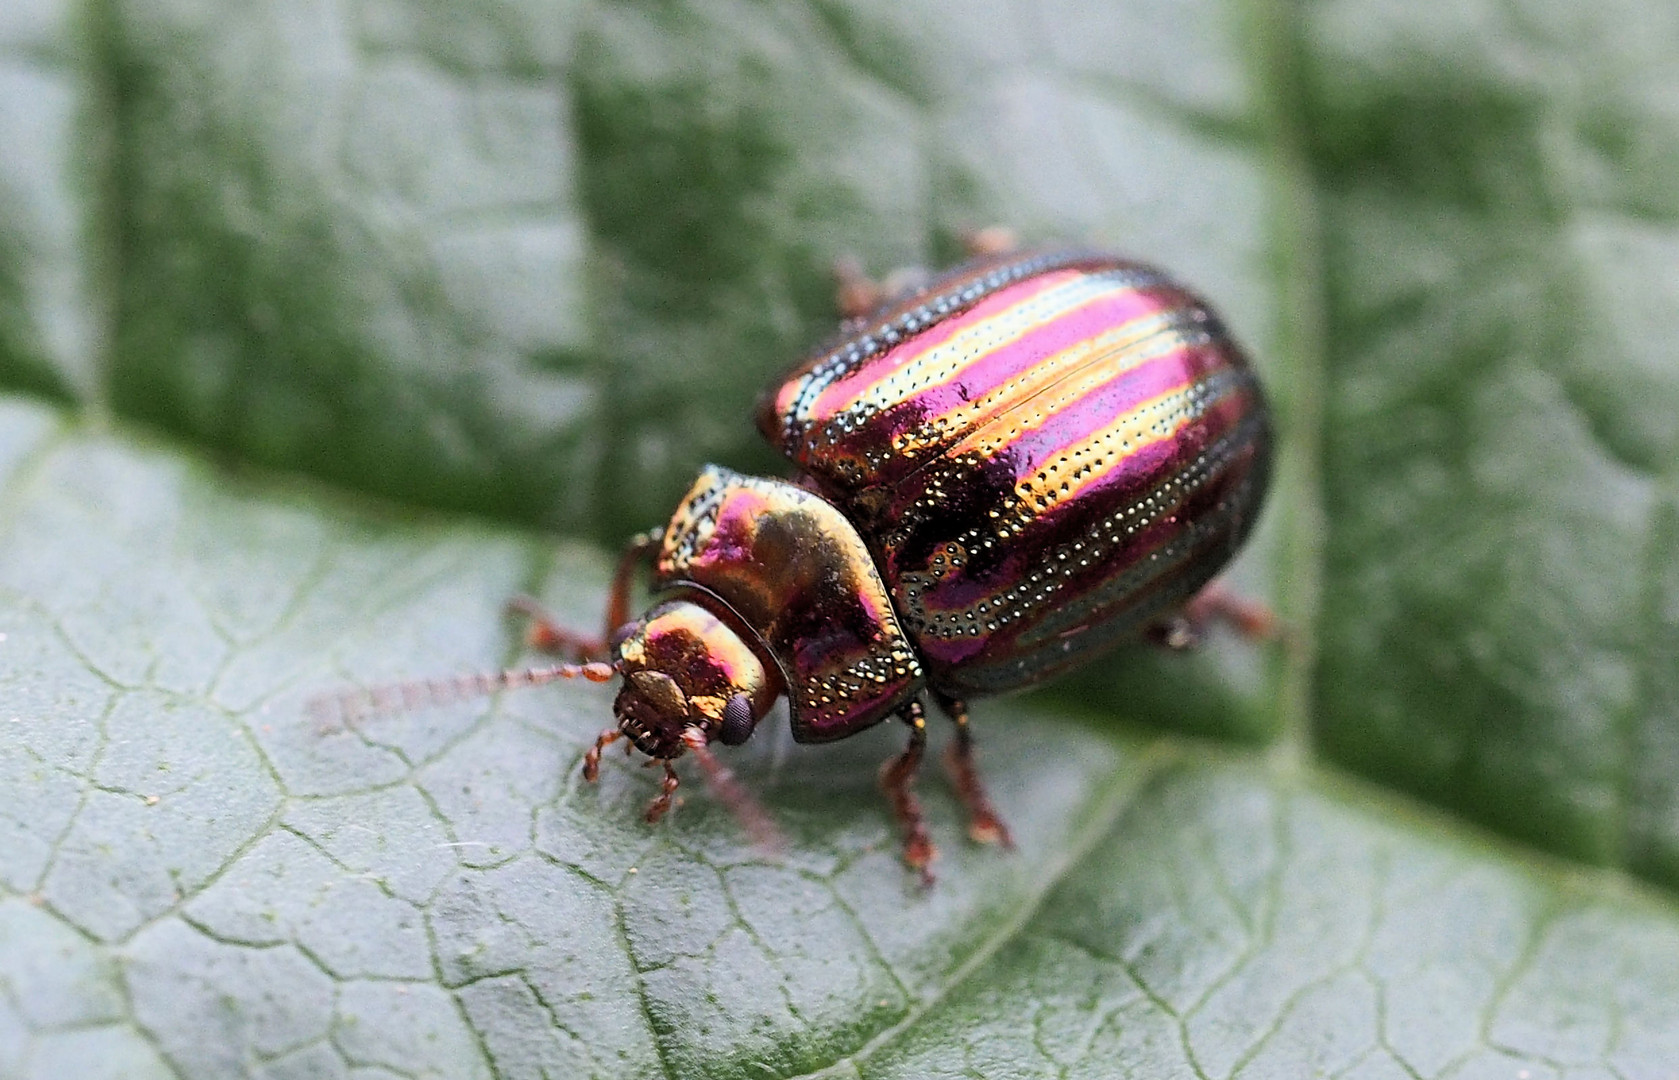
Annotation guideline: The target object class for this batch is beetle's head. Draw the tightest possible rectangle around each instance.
[588,598,784,846]
[610,598,778,760]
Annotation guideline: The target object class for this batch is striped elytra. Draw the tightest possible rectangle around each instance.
[757,248,1272,699]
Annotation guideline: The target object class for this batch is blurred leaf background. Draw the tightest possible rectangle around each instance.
[1,0,1677,1077]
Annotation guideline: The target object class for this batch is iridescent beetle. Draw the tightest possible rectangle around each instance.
[324,240,1273,881]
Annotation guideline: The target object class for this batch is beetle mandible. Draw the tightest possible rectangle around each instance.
[326,240,1274,882]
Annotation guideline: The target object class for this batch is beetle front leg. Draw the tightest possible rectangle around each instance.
[644,759,682,824]
[934,693,1014,849]
[509,528,664,661]
[879,699,936,886]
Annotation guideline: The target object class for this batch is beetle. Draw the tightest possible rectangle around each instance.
[323,241,1272,882]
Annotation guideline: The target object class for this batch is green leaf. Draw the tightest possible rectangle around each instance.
[1,0,1677,1078]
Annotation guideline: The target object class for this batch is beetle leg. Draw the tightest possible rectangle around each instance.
[1147,581,1280,651]
[838,229,1021,323]
[681,728,786,852]
[960,225,1018,257]
[644,759,681,824]
[604,529,665,640]
[1144,611,1201,651]
[508,529,663,661]
[934,694,1014,850]
[835,229,1015,322]
[582,728,622,782]
[1184,582,1279,640]
[833,255,885,321]
[880,699,936,886]
[507,594,600,659]
[833,257,933,321]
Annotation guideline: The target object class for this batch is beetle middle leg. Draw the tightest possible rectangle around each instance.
[509,528,664,661]
[959,225,1018,258]
[879,699,935,885]
[934,693,1014,849]
[833,257,933,322]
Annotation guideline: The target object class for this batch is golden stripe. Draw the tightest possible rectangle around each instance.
[943,367,1242,540]
[1013,371,1238,519]
[821,272,1124,430]
[897,397,1257,642]
[893,308,1197,457]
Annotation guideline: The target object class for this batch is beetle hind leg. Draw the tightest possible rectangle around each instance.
[935,694,1014,850]
[880,699,936,886]
[1146,581,1280,651]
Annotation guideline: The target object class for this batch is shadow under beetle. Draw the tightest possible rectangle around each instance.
[323,236,1274,884]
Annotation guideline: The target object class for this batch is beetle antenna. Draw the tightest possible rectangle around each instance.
[308,661,616,729]
[681,728,786,852]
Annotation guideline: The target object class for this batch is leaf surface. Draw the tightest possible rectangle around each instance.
[1,1,1677,1078]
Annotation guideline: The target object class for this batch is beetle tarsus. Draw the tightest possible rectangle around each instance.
[645,760,681,823]
[960,225,1018,257]
[833,255,884,320]
[937,696,1014,850]
[1145,614,1201,651]
[833,256,932,320]
[881,700,936,884]
[582,728,622,782]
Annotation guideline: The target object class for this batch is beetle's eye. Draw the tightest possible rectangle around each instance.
[718,693,755,746]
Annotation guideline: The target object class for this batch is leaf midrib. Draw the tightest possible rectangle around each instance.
[1245,0,1329,779]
